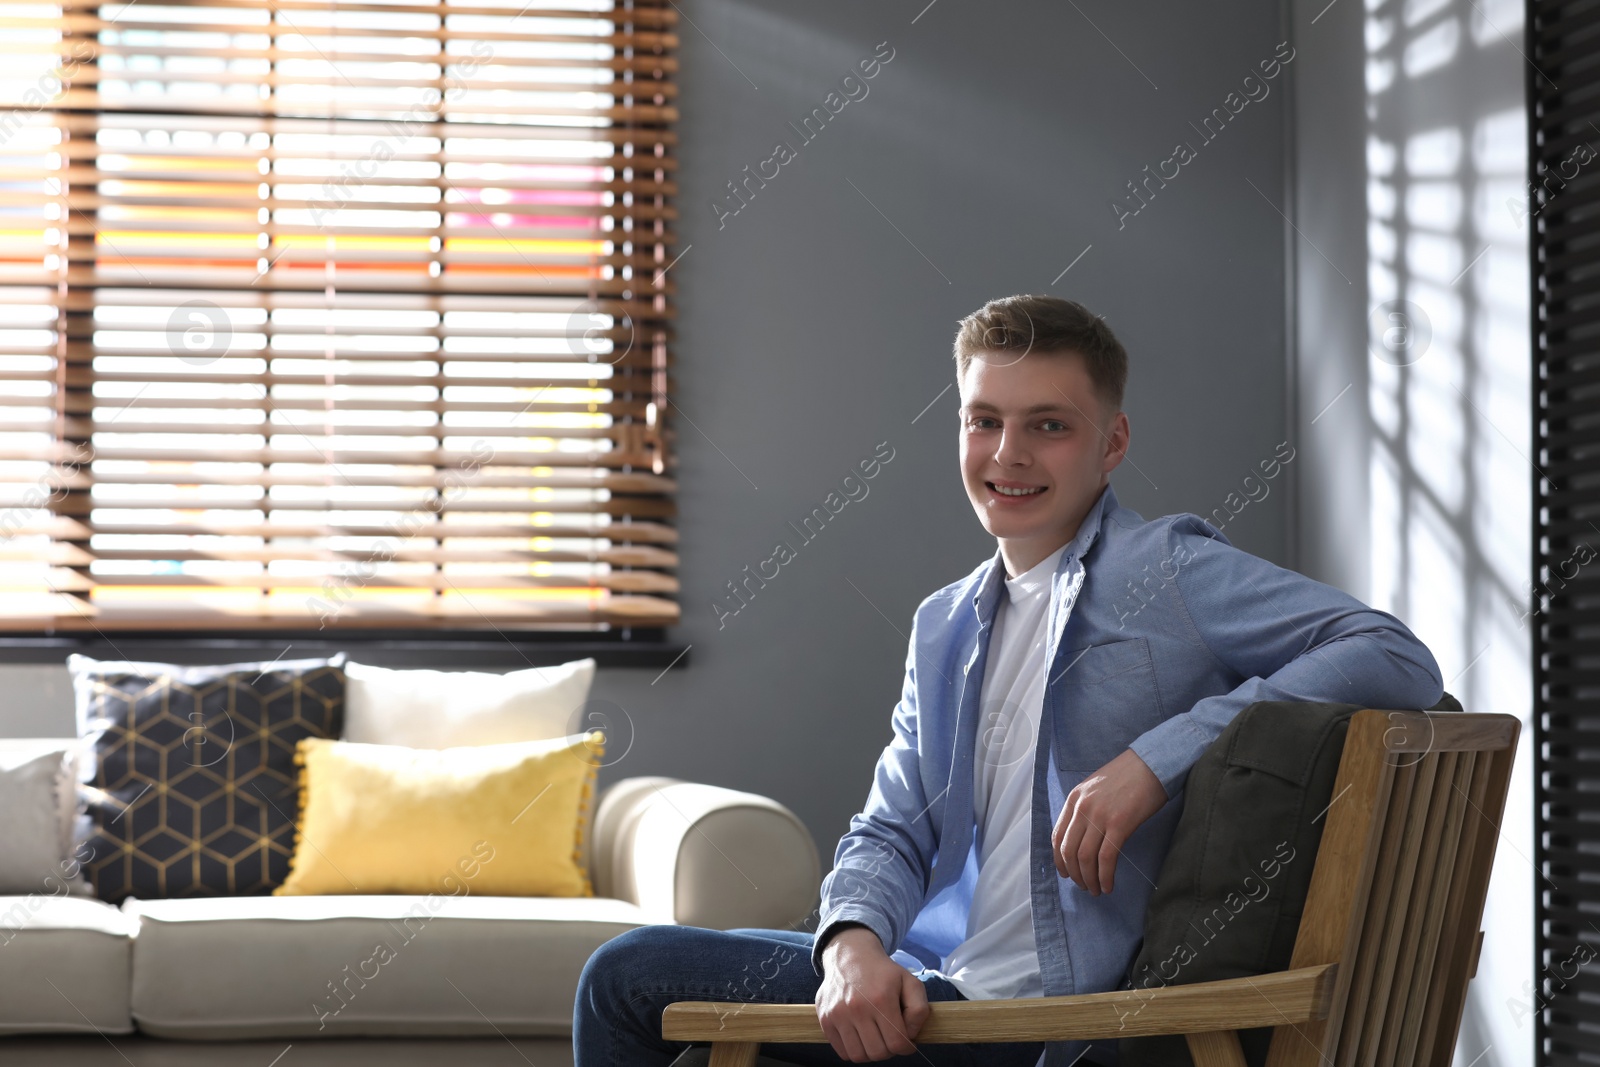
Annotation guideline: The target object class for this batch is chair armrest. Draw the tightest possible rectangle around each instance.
[589,776,820,930]
[661,964,1337,1044]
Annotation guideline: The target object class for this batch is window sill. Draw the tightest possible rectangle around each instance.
[0,629,689,671]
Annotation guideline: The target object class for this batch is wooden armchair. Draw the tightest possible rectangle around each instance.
[661,708,1520,1067]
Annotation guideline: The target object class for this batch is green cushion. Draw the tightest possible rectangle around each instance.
[1116,692,1462,1066]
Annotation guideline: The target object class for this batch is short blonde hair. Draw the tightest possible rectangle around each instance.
[953,294,1128,415]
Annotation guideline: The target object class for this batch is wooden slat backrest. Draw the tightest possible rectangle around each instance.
[1364,749,1458,1065]
[1420,735,1515,1067]
[1412,758,1491,1065]
[1264,709,1520,1067]
[1349,751,1442,1065]
[1393,750,1476,1065]
[1335,756,1417,1061]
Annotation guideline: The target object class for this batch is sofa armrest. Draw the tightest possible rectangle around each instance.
[590,776,820,931]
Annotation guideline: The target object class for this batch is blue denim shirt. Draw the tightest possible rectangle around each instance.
[810,480,1444,1066]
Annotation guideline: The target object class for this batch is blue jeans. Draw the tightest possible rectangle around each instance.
[572,924,1054,1066]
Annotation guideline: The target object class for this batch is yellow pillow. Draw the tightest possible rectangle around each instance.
[276,732,603,897]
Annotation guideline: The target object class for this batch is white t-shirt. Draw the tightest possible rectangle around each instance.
[928,542,1069,1001]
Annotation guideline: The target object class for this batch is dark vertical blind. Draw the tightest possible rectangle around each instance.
[1529,0,1600,1061]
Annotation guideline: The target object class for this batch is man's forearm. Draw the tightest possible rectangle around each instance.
[817,921,888,980]
[1132,625,1444,796]
[816,920,878,958]
[810,894,901,980]
[811,598,942,980]
[811,788,940,979]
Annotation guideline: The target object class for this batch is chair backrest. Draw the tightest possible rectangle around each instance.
[1266,708,1520,1067]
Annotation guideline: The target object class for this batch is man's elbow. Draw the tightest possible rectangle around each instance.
[1373,621,1446,709]
[1401,646,1445,709]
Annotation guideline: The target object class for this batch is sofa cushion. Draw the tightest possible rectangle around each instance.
[0,895,134,1035]
[126,893,650,1038]
[0,1037,580,1067]
[276,734,601,897]
[0,741,80,894]
[69,653,346,901]
[343,657,597,748]
[342,657,603,881]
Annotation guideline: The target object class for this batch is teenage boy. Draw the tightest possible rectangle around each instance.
[572,294,1444,1067]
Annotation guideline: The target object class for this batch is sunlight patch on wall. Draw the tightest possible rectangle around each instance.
[1365,0,1531,1056]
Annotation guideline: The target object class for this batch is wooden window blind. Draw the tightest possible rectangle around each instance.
[0,0,679,634]
[1529,0,1600,1059]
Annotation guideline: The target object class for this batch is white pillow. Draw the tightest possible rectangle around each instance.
[342,658,598,748]
[0,739,90,896]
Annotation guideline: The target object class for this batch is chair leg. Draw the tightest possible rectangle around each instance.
[706,1041,761,1067]
[1186,1030,1248,1067]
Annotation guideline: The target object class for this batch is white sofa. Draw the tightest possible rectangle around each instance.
[0,775,821,1067]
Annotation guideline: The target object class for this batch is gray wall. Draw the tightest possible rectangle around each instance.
[1289,0,1369,599]
[0,0,1296,930]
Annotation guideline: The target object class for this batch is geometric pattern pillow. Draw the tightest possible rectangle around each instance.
[68,653,345,902]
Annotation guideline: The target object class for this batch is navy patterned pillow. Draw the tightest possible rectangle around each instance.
[69,654,345,902]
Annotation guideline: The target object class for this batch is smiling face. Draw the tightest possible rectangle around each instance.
[958,348,1130,578]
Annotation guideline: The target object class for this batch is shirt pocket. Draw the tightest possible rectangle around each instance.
[1051,636,1166,772]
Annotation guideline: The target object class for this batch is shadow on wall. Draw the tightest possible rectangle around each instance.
[1360,0,1532,1064]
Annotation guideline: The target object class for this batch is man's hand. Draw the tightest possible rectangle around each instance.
[1051,747,1169,895]
[815,926,930,1062]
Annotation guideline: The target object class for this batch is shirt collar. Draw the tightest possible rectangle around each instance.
[969,480,1118,625]
[1006,542,1069,603]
